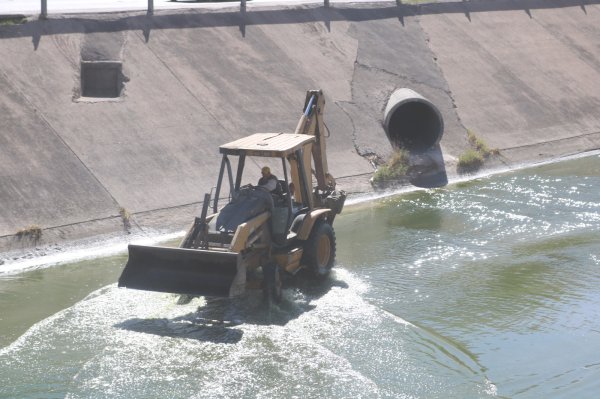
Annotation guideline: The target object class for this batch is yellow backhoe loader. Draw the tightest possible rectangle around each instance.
[118,90,346,302]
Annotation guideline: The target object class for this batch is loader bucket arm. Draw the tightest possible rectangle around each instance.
[294,90,333,191]
[118,245,245,297]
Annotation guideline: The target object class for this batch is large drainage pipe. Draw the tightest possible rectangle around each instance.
[383,88,444,152]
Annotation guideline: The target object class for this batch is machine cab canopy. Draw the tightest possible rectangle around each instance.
[219,133,315,158]
[213,132,317,214]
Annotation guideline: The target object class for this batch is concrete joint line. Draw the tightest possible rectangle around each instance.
[0,67,121,212]
[137,32,234,138]
[0,214,121,240]
[131,200,204,217]
[500,130,600,152]
[337,172,373,179]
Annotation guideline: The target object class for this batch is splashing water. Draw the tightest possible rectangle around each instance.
[2,154,600,398]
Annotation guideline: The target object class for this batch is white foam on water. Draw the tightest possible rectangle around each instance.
[0,268,494,399]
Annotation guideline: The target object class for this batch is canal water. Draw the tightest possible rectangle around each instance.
[1,154,599,398]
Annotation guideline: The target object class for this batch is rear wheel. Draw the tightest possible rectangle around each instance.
[303,220,336,278]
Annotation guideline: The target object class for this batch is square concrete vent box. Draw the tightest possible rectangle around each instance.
[81,61,122,98]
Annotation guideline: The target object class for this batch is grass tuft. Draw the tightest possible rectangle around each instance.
[372,149,410,185]
[458,130,499,172]
[467,129,492,157]
[457,149,484,170]
[0,16,27,26]
[119,207,132,230]
[16,225,42,240]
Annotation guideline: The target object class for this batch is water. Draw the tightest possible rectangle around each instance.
[1,154,599,398]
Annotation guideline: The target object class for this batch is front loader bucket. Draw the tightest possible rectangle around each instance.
[118,245,244,297]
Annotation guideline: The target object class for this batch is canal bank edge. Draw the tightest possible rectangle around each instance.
[1,1,599,256]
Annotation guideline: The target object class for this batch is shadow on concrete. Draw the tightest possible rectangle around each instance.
[114,274,348,342]
[1,0,596,49]
[417,0,596,19]
[407,144,448,188]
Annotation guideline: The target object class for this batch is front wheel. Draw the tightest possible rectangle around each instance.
[303,220,336,278]
[262,263,282,304]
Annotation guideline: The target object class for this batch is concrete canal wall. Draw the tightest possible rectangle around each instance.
[1,0,599,252]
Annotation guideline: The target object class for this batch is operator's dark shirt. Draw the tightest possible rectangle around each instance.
[258,174,280,194]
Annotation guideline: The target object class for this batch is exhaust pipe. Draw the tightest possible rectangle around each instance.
[384,88,444,152]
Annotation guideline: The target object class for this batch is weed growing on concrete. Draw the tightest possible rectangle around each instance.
[16,225,42,240]
[0,16,27,26]
[458,130,499,172]
[468,129,498,157]
[457,149,484,170]
[372,149,410,186]
[119,207,132,231]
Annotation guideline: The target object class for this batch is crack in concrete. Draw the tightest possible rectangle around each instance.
[334,101,358,150]
[335,98,383,169]
[337,37,390,170]
[354,60,450,94]
[415,14,470,141]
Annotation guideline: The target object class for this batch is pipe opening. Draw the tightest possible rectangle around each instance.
[80,61,123,98]
[384,89,444,152]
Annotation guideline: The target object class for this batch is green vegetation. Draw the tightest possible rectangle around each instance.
[372,149,410,186]
[119,207,132,230]
[457,149,484,170]
[467,129,497,157]
[16,225,42,240]
[0,16,27,26]
[457,130,499,172]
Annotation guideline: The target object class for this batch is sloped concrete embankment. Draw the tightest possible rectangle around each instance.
[1,0,599,254]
